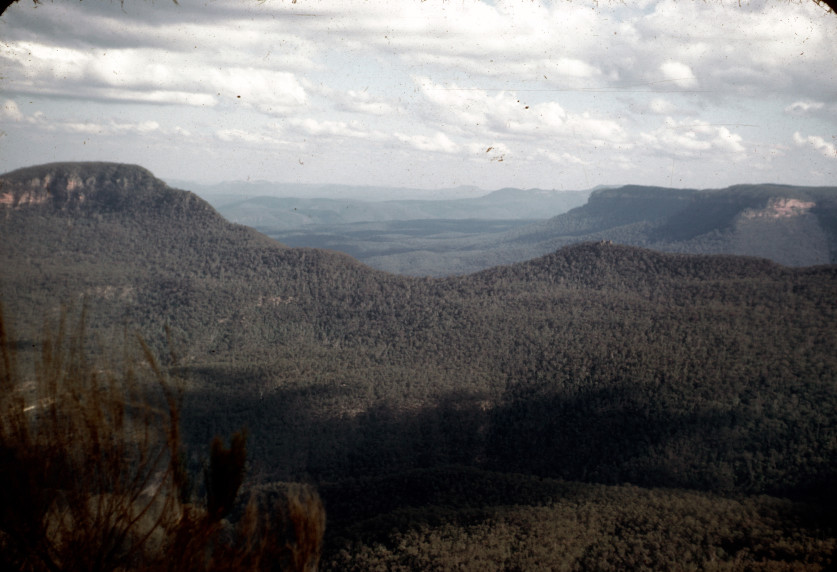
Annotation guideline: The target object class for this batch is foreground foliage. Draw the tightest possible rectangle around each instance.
[0,307,325,571]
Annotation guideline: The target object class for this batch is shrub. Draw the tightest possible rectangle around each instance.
[0,305,325,571]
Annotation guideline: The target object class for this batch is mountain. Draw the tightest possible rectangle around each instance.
[167,179,489,203]
[170,181,590,278]
[205,187,588,230]
[226,183,837,276]
[2,162,837,567]
[340,183,837,275]
[519,184,837,264]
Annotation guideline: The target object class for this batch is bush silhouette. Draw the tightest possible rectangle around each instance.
[0,305,325,571]
[206,431,248,521]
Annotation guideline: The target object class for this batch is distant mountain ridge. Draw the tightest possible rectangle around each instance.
[346,183,837,275]
[518,183,837,265]
[207,181,837,276]
[5,164,835,276]
[168,179,489,202]
[198,185,590,229]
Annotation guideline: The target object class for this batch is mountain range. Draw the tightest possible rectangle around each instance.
[2,162,836,569]
[210,182,837,276]
[210,188,589,229]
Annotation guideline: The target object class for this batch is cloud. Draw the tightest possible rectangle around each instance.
[659,61,698,89]
[0,100,163,137]
[641,117,746,158]
[287,117,376,140]
[416,77,627,148]
[1,0,835,189]
[335,90,396,116]
[4,0,833,115]
[393,131,458,154]
[793,132,837,160]
[624,1,835,100]
[1,38,308,113]
[216,128,287,147]
[216,68,308,115]
[649,98,677,115]
[784,101,826,116]
[303,82,397,117]
[531,148,590,166]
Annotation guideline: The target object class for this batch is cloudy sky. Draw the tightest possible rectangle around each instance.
[1,0,835,193]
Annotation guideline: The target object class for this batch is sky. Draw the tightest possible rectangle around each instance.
[1,0,835,193]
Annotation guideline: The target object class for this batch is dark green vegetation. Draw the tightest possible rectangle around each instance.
[266,218,539,268]
[0,304,325,571]
[247,182,837,276]
[322,467,836,570]
[2,162,836,569]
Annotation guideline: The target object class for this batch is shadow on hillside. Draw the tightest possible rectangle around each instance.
[178,367,836,509]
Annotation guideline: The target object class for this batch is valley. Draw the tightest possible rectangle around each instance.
[201,181,837,276]
[1,162,836,570]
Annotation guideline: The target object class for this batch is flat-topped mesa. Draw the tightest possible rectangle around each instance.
[0,162,163,211]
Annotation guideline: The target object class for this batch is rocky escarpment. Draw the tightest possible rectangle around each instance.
[1,162,160,208]
[0,162,220,221]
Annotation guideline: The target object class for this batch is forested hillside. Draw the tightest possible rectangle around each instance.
[2,162,836,569]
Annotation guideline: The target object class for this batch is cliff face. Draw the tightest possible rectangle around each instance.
[0,162,163,210]
[740,197,816,220]
[731,197,830,266]
[0,162,231,227]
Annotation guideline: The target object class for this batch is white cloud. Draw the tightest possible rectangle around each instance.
[0,101,163,137]
[393,131,458,154]
[1,38,308,113]
[288,118,372,139]
[216,68,308,115]
[659,61,698,89]
[338,90,396,116]
[59,119,161,135]
[627,1,835,99]
[793,132,837,160]
[641,117,746,158]
[416,77,627,148]
[1,0,835,189]
[102,88,217,107]
[649,98,676,115]
[217,129,274,145]
[532,148,590,166]
[304,82,397,117]
[785,101,825,116]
